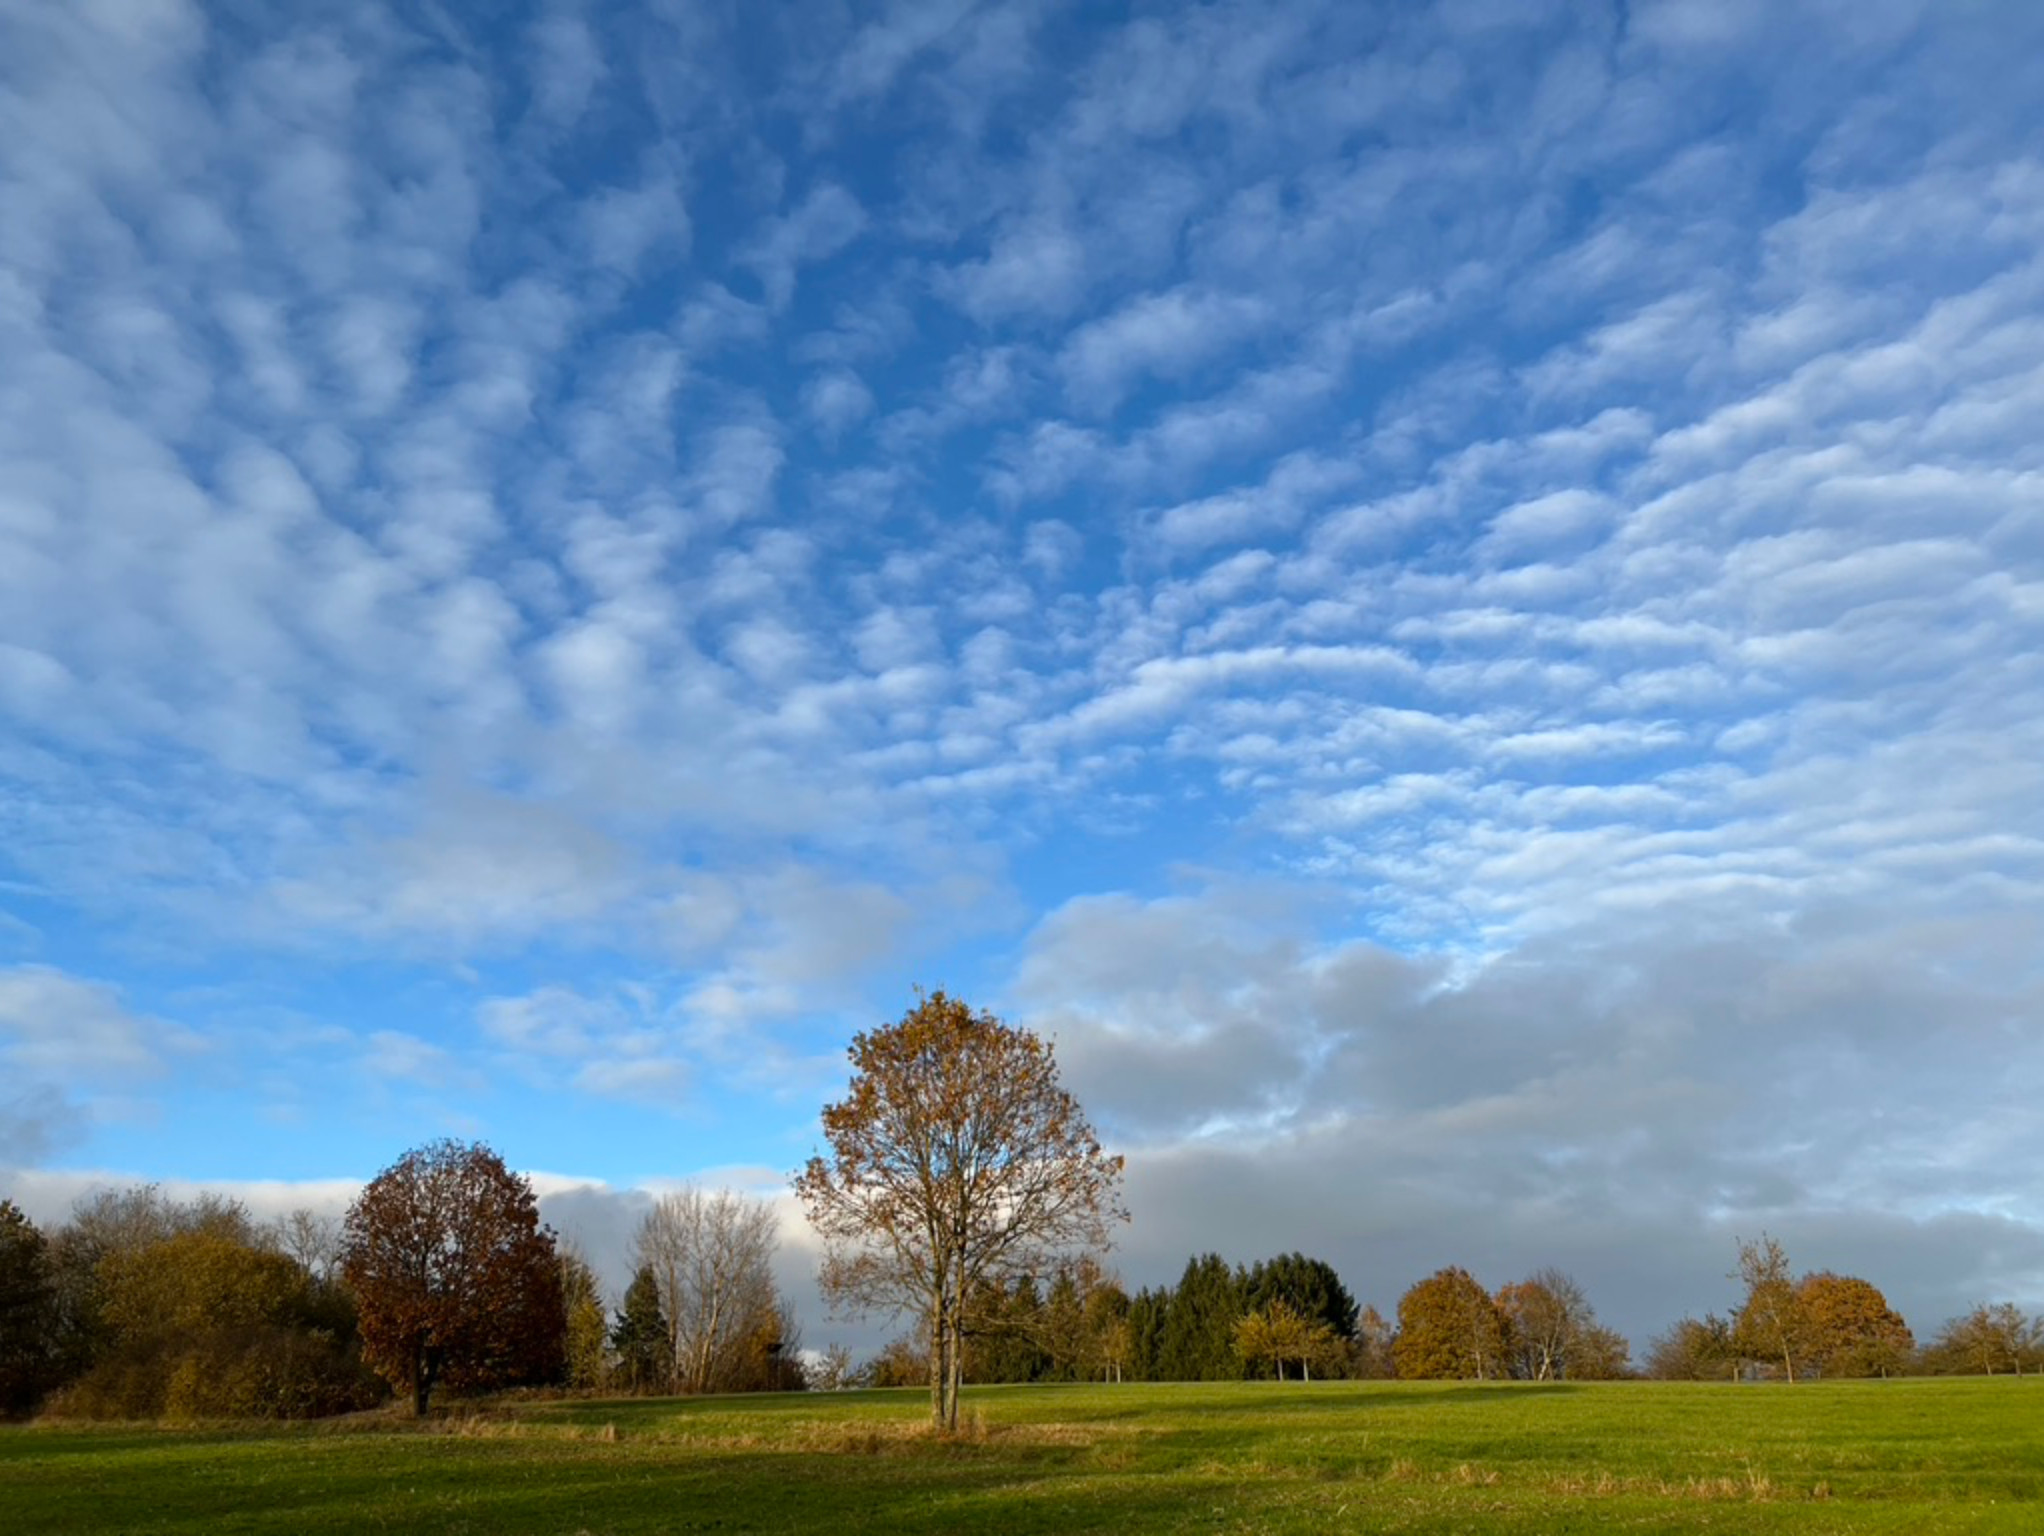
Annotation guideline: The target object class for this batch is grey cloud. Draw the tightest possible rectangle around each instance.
[1009,881,2044,1352]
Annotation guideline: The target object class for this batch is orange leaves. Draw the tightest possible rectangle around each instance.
[794,989,1125,1428]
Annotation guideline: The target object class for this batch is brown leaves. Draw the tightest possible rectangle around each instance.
[794,990,1126,1427]
[341,1139,565,1414]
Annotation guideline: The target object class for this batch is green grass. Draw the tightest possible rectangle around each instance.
[6,1378,2043,1533]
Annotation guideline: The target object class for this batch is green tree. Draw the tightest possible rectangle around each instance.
[1394,1266,1505,1380]
[966,1273,1048,1383]
[1126,1287,1168,1380]
[0,1201,58,1417]
[1157,1253,1246,1381]
[1243,1253,1358,1355]
[795,990,1126,1431]
[341,1140,566,1415]
[611,1264,672,1393]
[559,1248,611,1390]
[1233,1298,1340,1381]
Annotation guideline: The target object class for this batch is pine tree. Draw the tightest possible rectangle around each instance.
[1158,1254,1247,1380]
[611,1264,672,1393]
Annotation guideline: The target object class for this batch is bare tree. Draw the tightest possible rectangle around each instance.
[632,1187,780,1394]
[270,1208,342,1282]
[795,990,1127,1431]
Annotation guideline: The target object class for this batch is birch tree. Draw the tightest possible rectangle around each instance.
[632,1187,780,1395]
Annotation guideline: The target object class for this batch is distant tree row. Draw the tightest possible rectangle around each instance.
[842,1238,2044,1389]
[0,1141,805,1422]
[1647,1234,2042,1381]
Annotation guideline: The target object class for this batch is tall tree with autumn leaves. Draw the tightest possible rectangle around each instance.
[795,991,1126,1431]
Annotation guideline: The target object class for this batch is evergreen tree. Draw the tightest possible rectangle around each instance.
[1243,1254,1358,1349]
[611,1264,672,1393]
[1158,1254,1247,1381]
[1126,1287,1168,1381]
[967,1274,1048,1383]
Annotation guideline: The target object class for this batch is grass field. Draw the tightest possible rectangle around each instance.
[6,1377,2042,1534]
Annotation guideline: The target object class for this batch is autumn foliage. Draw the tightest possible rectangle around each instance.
[795,991,1126,1430]
[342,1140,566,1414]
[1798,1271,1913,1378]
[1394,1267,1506,1380]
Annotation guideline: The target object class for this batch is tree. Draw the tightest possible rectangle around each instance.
[0,1201,58,1417]
[1351,1304,1397,1379]
[269,1208,342,1282]
[1243,1253,1359,1352]
[1079,1271,1133,1382]
[632,1186,781,1394]
[1495,1268,1627,1380]
[1394,1267,1505,1380]
[1234,1298,1340,1381]
[1797,1272,1912,1379]
[57,1229,380,1420]
[808,1342,855,1391]
[1926,1304,2043,1376]
[558,1247,611,1390]
[341,1140,566,1415]
[858,1332,930,1388]
[611,1264,672,1393]
[795,990,1127,1431]
[1157,1253,1247,1381]
[1126,1287,1168,1380]
[1644,1314,1736,1381]
[965,1273,1048,1383]
[45,1185,262,1387]
[1731,1234,1808,1382]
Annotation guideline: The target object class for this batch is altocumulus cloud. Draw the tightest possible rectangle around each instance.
[2,0,2042,1349]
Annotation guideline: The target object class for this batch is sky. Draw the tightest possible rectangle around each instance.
[3,0,2043,1360]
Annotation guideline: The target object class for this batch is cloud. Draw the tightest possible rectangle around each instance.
[1059,286,1270,415]
[740,184,867,309]
[1012,880,2044,1348]
[0,966,200,1082]
[4,0,2042,1362]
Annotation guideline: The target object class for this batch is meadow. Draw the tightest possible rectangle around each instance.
[5,1377,2041,1534]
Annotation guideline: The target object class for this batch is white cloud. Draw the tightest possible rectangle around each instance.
[0,966,200,1081]
[5,0,2042,1351]
[740,184,867,309]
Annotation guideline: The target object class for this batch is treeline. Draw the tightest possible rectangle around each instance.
[858,1252,1623,1386]
[1645,1234,2044,1381]
[853,1237,2044,1389]
[0,1140,807,1422]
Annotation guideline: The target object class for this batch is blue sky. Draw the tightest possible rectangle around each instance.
[4,0,2043,1352]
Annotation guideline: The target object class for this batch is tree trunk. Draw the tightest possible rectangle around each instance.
[413,1344,438,1416]
[928,1289,947,1428]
